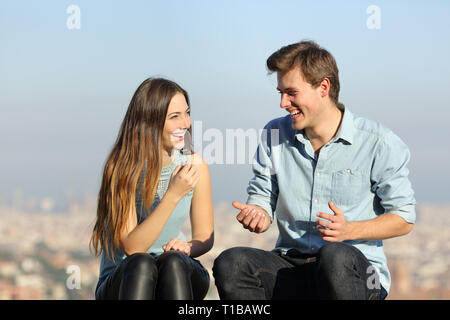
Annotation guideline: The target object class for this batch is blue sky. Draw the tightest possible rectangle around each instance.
[1,0,450,209]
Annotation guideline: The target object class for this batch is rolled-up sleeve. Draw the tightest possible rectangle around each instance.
[246,124,279,222]
[371,131,416,223]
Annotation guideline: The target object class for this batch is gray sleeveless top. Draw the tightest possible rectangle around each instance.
[97,150,193,286]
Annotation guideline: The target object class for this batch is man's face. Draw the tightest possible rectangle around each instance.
[277,68,323,131]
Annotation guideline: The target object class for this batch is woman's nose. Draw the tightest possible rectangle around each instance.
[181,114,190,129]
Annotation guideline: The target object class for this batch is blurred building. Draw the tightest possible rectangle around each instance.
[0,198,449,300]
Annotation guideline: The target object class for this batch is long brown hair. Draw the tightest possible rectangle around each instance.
[90,77,190,260]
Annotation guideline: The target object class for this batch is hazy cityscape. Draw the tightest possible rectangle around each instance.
[0,193,449,300]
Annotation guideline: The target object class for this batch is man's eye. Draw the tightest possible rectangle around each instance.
[278,91,296,96]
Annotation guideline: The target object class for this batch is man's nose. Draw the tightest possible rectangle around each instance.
[280,93,291,109]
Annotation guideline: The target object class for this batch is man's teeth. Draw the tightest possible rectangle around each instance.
[291,110,301,116]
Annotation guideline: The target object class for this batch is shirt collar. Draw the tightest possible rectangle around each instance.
[333,103,354,145]
[294,103,355,145]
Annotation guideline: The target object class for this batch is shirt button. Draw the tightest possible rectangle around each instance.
[314,199,318,203]
[316,172,320,176]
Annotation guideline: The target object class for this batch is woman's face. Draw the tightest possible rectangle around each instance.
[161,92,191,154]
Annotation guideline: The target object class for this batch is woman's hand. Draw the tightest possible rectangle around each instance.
[162,237,192,256]
[166,163,200,201]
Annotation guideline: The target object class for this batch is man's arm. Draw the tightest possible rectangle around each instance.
[233,124,279,233]
[317,130,416,242]
[232,201,271,233]
[345,213,413,241]
[316,201,413,242]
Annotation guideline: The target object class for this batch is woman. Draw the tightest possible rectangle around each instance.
[90,77,214,300]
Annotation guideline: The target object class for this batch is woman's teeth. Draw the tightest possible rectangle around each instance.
[172,130,186,137]
[171,132,185,143]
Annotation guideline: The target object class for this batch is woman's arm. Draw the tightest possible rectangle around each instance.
[120,164,200,256]
[187,154,214,258]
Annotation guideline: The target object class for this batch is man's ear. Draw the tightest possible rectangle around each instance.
[319,77,331,98]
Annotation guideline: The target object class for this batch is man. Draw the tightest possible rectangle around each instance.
[213,40,415,300]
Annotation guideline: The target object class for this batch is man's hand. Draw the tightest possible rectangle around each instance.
[232,201,271,233]
[316,201,351,242]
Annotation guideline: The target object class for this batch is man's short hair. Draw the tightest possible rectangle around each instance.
[267,40,340,105]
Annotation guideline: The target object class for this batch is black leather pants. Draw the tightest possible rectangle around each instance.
[95,251,210,300]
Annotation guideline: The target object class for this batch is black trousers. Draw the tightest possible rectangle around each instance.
[213,242,388,300]
[95,251,210,300]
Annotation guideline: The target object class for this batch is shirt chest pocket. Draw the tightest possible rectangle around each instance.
[331,169,364,206]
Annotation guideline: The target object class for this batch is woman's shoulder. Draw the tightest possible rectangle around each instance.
[189,152,208,168]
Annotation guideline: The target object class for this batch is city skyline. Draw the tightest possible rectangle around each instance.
[0,198,449,300]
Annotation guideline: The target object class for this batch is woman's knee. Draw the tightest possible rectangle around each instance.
[124,253,158,278]
[157,250,189,273]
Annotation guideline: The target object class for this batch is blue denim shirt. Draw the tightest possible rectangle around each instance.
[246,105,416,293]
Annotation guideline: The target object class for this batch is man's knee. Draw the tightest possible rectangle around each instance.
[318,242,361,270]
[316,242,378,299]
[213,247,252,281]
[317,242,370,286]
